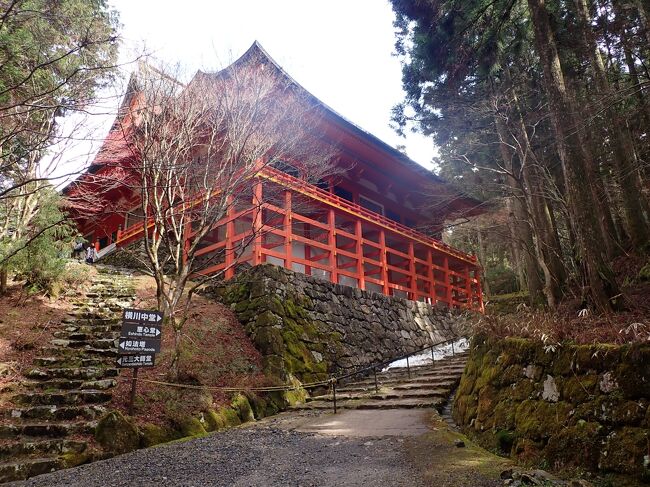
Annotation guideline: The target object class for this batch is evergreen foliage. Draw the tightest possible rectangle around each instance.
[391,0,650,311]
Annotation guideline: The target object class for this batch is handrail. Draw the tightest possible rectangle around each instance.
[326,335,468,413]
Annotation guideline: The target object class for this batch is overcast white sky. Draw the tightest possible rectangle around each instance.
[53,1,437,182]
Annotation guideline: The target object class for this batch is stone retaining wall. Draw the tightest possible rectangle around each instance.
[454,335,650,479]
[206,264,468,384]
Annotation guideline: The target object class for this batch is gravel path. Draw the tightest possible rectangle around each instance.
[7,421,425,487]
[7,410,509,487]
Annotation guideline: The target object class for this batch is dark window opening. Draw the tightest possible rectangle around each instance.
[334,186,353,202]
[359,195,384,216]
[315,179,330,191]
[385,209,401,223]
[271,160,300,178]
[404,218,417,229]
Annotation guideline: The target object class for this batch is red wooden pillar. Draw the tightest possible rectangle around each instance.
[355,219,365,290]
[464,265,473,310]
[284,190,293,271]
[426,249,435,304]
[475,267,484,312]
[379,229,389,296]
[251,179,263,266]
[444,256,453,308]
[328,208,338,285]
[407,241,416,300]
[225,195,235,279]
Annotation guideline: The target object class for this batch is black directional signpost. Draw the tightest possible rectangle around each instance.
[117,308,163,414]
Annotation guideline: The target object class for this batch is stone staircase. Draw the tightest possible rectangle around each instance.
[0,266,135,483]
[295,352,468,412]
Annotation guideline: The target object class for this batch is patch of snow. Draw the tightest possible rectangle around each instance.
[383,337,469,371]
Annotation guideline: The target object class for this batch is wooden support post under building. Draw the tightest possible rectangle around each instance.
[225,195,235,279]
[284,190,293,270]
[407,241,416,300]
[444,256,453,308]
[355,219,365,290]
[426,249,435,305]
[464,265,472,309]
[379,229,389,295]
[328,209,338,284]
[252,179,263,266]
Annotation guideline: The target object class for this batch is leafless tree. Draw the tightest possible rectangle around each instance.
[117,55,338,377]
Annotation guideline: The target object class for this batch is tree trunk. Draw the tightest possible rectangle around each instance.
[477,226,492,297]
[507,88,567,303]
[0,268,7,296]
[526,0,621,311]
[494,113,544,304]
[574,0,649,248]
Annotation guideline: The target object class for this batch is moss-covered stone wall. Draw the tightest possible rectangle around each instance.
[206,264,467,384]
[454,335,650,479]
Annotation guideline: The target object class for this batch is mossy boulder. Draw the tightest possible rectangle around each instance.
[561,375,598,403]
[599,427,650,475]
[140,423,174,447]
[95,411,140,455]
[514,400,571,441]
[204,410,227,431]
[546,421,603,470]
[175,417,207,437]
[232,394,255,423]
[61,450,93,468]
[220,407,241,427]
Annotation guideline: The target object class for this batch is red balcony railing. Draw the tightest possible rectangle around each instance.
[115,166,483,312]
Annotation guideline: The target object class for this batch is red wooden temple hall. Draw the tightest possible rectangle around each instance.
[67,42,485,312]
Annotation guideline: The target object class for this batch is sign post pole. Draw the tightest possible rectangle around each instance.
[129,368,139,416]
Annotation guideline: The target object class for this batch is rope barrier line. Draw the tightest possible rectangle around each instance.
[118,375,333,393]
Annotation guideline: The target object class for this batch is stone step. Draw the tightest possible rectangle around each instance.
[0,457,63,483]
[14,389,112,406]
[53,330,119,341]
[26,367,118,381]
[295,396,445,411]
[61,316,120,326]
[341,371,463,390]
[59,324,122,335]
[0,438,86,460]
[0,421,93,439]
[338,378,458,393]
[32,357,104,368]
[5,404,108,421]
[22,378,84,390]
[309,387,450,403]
[24,377,117,392]
[49,338,117,350]
[377,365,466,380]
[40,347,117,358]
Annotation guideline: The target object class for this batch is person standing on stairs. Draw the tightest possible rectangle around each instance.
[85,244,96,264]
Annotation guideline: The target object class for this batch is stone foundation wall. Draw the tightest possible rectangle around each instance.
[206,264,468,384]
[454,335,650,479]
